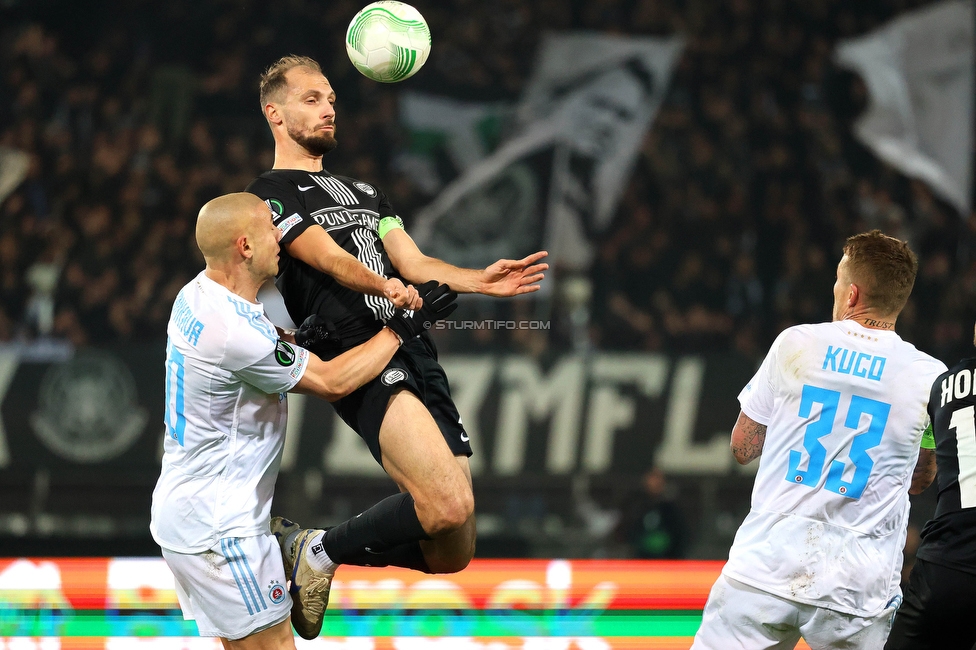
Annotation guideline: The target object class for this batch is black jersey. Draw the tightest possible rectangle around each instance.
[915,357,976,575]
[246,169,404,349]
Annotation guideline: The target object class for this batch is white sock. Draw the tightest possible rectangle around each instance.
[284,530,301,559]
[304,531,336,572]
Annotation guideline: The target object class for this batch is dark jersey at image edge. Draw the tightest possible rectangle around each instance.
[915,357,976,575]
[246,169,406,349]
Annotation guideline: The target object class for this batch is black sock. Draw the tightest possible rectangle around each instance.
[334,541,431,573]
[323,492,432,564]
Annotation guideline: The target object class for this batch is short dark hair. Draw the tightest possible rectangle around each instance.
[843,229,918,316]
[258,55,323,109]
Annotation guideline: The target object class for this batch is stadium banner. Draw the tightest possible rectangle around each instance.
[411,33,685,271]
[0,344,163,470]
[0,558,819,649]
[0,348,755,476]
[0,558,722,611]
[834,0,975,214]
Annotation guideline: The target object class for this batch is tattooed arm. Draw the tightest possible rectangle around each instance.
[909,448,937,495]
[731,411,767,465]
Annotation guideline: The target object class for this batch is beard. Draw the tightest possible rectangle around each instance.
[289,125,338,156]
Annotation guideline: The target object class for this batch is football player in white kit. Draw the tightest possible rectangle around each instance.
[692,230,946,649]
[149,193,456,648]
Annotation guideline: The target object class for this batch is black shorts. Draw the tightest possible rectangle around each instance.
[331,332,472,465]
[885,558,976,650]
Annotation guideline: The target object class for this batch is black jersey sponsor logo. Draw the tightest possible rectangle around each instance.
[310,207,380,231]
[354,181,377,197]
[275,340,297,366]
[381,368,408,386]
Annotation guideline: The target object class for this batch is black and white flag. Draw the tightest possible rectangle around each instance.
[836,0,975,214]
[412,33,685,270]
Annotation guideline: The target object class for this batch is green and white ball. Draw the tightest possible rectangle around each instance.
[345,1,431,83]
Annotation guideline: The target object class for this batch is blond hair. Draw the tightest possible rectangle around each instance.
[843,229,918,316]
[258,55,323,109]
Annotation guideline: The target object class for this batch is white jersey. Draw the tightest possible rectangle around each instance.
[150,272,309,553]
[723,320,946,617]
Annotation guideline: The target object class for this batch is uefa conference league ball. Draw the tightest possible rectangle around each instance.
[346,1,431,83]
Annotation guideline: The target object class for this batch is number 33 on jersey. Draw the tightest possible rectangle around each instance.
[722,320,945,614]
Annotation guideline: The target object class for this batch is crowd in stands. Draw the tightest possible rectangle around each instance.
[1,0,972,364]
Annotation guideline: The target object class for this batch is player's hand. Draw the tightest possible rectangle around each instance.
[479,251,549,297]
[386,281,458,342]
[295,315,342,354]
[383,278,423,310]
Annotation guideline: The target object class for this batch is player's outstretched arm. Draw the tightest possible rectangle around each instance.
[383,228,548,296]
[288,226,421,309]
[730,411,766,465]
[910,448,937,495]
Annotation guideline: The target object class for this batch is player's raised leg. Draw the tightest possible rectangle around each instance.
[292,388,475,575]
[378,388,476,573]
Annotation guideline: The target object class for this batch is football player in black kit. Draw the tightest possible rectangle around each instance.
[246,55,548,638]
[885,321,976,650]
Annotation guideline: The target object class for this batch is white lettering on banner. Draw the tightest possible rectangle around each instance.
[304,353,742,476]
[495,357,585,475]
[438,357,497,475]
[106,558,181,609]
[657,358,732,473]
[0,559,69,608]
[583,355,670,473]
[0,351,18,468]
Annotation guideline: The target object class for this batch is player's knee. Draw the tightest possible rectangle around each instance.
[426,550,474,574]
[423,526,476,574]
[424,489,474,536]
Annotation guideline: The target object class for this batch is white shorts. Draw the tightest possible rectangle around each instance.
[691,574,896,650]
[162,533,292,640]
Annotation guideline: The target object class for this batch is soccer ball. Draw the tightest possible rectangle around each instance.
[345,1,431,83]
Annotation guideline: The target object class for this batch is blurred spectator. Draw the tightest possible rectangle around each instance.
[616,467,688,559]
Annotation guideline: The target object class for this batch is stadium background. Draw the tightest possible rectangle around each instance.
[0,0,973,647]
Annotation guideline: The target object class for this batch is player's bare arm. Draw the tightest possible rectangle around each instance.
[383,228,548,296]
[909,447,937,495]
[730,411,766,465]
[293,327,401,402]
[287,225,422,309]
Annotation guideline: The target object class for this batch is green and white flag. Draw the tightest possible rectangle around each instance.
[397,92,513,194]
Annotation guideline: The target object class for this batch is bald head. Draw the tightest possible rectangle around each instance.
[196,193,269,263]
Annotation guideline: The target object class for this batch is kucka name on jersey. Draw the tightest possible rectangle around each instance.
[940,368,975,407]
[822,346,886,381]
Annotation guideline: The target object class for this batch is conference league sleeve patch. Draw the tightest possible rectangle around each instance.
[275,340,297,366]
[232,339,309,393]
[266,198,285,219]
